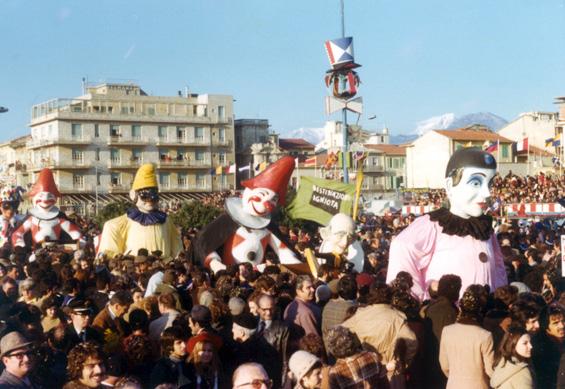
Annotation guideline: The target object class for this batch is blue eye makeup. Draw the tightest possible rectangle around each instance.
[467,176,484,187]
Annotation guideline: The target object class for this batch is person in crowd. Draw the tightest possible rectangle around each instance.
[64,298,102,352]
[531,303,565,389]
[187,305,223,354]
[92,290,132,341]
[63,342,107,389]
[0,331,39,388]
[325,326,383,388]
[232,362,272,389]
[490,327,534,389]
[149,293,180,345]
[439,284,494,389]
[321,275,357,338]
[288,350,323,389]
[509,299,541,334]
[342,282,417,387]
[40,294,63,333]
[284,275,322,340]
[186,339,227,389]
[150,326,191,388]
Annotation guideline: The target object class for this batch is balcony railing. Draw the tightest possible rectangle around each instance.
[60,184,93,193]
[363,165,385,173]
[156,137,211,146]
[107,136,149,146]
[26,136,92,149]
[213,139,232,147]
[32,160,88,171]
[157,159,211,168]
[108,184,130,193]
[107,159,143,169]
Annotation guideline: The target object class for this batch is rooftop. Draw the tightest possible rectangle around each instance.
[364,144,407,156]
[279,138,315,150]
[434,127,513,143]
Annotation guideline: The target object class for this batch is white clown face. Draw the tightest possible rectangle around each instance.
[33,191,56,211]
[322,213,355,254]
[446,167,496,219]
[242,187,278,217]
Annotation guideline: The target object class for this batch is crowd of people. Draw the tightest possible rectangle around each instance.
[0,181,565,389]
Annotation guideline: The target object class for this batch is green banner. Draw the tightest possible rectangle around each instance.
[287,176,356,225]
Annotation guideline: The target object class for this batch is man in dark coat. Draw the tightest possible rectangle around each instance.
[532,304,565,389]
[63,299,102,352]
[92,290,132,341]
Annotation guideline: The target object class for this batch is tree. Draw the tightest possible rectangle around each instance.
[94,200,130,229]
[170,200,221,231]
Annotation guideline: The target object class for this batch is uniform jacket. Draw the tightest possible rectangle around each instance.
[92,306,130,339]
[439,322,494,389]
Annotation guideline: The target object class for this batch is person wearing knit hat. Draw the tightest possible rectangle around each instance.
[387,147,507,301]
[12,168,82,251]
[194,156,302,273]
[97,163,182,259]
[288,350,323,389]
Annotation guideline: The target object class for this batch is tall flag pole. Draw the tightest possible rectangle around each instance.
[324,0,363,184]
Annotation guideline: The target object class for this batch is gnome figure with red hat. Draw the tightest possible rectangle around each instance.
[195,156,302,273]
[12,168,82,250]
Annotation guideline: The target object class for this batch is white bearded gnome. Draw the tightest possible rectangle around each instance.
[195,156,302,273]
[12,168,82,250]
[316,213,365,273]
[97,163,182,259]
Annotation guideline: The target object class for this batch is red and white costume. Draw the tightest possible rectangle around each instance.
[195,157,302,272]
[12,169,82,249]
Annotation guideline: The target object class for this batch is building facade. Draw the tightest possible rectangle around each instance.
[28,83,235,212]
[498,111,558,152]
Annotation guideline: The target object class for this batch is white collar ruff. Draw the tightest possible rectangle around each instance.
[224,197,271,230]
[29,206,60,220]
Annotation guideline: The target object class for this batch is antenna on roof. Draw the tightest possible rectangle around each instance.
[81,77,88,94]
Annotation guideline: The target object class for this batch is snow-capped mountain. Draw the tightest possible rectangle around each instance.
[414,113,456,135]
[413,112,508,136]
[285,127,325,145]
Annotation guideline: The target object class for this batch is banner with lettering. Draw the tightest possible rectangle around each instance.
[287,176,356,225]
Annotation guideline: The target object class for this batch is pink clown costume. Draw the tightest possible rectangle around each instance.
[387,148,508,300]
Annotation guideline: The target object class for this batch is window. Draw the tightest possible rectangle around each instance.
[502,144,509,158]
[195,150,205,162]
[160,150,170,161]
[219,152,226,164]
[218,127,225,142]
[94,124,99,138]
[177,149,187,161]
[71,123,82,139]
[218,105,225,119]
[393,158,400,169]
[131,125,141,140]
[132,149,142,163]
[72,149,83,164]
[159,173,170,188]
[111,173,121,186]
[177,127,186,141]
[196,173,206,187]
[195,127,204,141]
[147,105,155,115]
[110,148,120,163]
[73,174,84,188]
[158,126,167,140]
[110,124,120,137]
[95,148,100,161]
[178,173,188,188]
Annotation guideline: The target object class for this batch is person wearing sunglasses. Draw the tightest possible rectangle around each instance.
[0,331,40,388]
[98,163,182,261]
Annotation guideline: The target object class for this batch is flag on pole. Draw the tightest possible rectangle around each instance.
[546,137,555,147]
[304,156,317,167]
[215,166,223,175]
[516,137,529,153]
[553,134,561,147]
[228,164,236,174]
[259,161,267,172]
[485,141,498,153]
[239,165,250,172]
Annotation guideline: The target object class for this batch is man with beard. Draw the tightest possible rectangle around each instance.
[0,331,39,388]
[63,342,106,389]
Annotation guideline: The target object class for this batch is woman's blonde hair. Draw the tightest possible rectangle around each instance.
[187,340,220,375]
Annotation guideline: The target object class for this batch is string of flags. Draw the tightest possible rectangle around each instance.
[210,163,236,175]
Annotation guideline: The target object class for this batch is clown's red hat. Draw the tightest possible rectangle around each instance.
[29,168,61,198]
[241,156,295,205]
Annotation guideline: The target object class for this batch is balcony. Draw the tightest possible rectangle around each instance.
[212,139,233,147]
[26,136,92,149]
[215,117,233,125]
[107,159,143,169]
[214,183,234,191]
[156,137,211,146]
[362,183,385,191]
[108,184,130,193]
[156,159,211,169]
[107,136,149,146]
[363,165,385,173]
[60,184,94,193]
[31,160,89,172]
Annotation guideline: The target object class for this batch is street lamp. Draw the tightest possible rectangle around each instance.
[0,107,8,113]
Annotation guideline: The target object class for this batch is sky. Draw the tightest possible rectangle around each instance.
[0,0,564,142]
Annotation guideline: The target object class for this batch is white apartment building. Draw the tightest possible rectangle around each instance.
[28,82,235,211]
[498,111,558,152]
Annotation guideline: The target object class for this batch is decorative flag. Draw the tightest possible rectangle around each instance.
[286,176,357,225]
[259,161,267,172]
[546,137,555,147]
[254,163,261,171]
[210,168,216,176]
[228,164,236,174]
[516,137,529,153]
[485,141,498,153]
[216,166,223,175]
[553,134,561,147]
[239,165,250,172]
[304,156,317,167]
[324,37,360,70]
[337,151,352,168]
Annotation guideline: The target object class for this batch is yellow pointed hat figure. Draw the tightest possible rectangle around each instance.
[132,163,158,190]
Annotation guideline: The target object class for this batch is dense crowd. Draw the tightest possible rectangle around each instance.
[405,172,565,209]
[1,185,565,389]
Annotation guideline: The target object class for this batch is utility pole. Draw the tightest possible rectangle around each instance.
[340,0,349,183]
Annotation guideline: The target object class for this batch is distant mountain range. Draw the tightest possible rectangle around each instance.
[283,112,509,146]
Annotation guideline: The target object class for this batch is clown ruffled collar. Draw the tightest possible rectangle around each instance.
[224,197,271,230]
[127,207,167,226]
[428,207,493,241]
[29,206,60,220]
